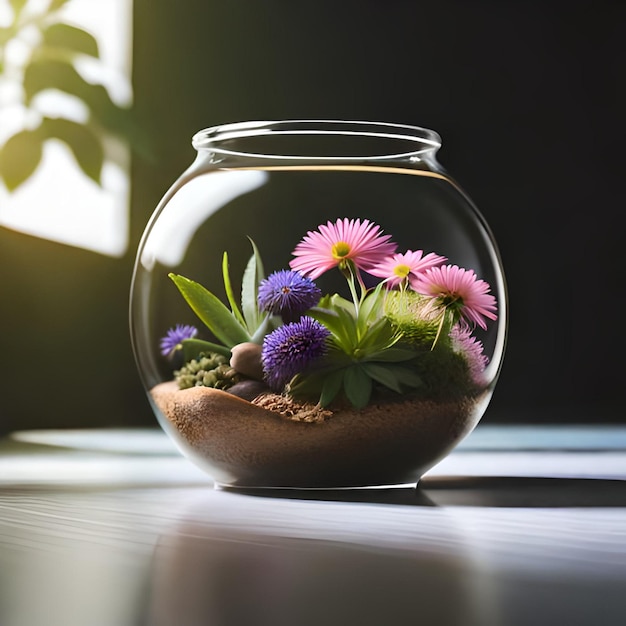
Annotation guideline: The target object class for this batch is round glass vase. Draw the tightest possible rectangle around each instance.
[130,120,507,490]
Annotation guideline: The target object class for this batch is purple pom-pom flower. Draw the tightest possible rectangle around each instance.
[450,324,489,385]
[258,270,322,323]
[261,316,330,390]
[160,324,198,357]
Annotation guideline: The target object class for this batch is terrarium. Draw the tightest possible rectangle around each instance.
[130,120,507,489]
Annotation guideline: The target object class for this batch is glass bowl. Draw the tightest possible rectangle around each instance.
[130,120,507,489]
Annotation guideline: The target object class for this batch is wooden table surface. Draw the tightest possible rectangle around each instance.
[1,424,625,626]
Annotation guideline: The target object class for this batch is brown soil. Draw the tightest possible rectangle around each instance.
[150,381,489,488]
[251,393,333,423]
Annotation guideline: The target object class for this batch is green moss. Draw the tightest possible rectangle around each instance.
[384,290,441,348]
[175,352,241,390]
[410,347,472,400]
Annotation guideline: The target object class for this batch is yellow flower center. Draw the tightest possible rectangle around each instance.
[393,264,411,278]
[331,241,351,260]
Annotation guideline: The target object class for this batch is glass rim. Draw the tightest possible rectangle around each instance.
[191,120,442,161]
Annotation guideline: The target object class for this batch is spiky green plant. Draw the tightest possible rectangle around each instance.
[288,283,424,409]
[169,238,273,362]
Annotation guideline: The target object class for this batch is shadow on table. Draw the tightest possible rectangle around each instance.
[223,476,626,508]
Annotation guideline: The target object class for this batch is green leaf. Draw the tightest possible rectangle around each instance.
[329,293,355,313]
[288,372,320,398]
[48,0,72,11]
[361,363,404,393]
[320,370,344,407]
[357,282,385,331]
[357,317,398,352]
[363,362,423,393]
[250,314,273,344]
[0,129,43,190]
[41,23,99,58]
[343,365,372,409]
[222,252,246,326]
[391,366,423,388]
[40,117,103,184]
[22,59,152,160]
[325,346,354,368]
[335,305,359,347]
[169,274,250,348]
[0,28,12,47]
[24,59,100,104]
[181,338,231,361]
[363,347,418,363]
[241,238,265,333]
[318,292,354,313]
[309,307,345,338]
[9,0,28,17]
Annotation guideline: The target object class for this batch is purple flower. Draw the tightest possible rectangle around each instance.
[258,270,321,322]
[160,324,198,357]
[261,316,330,390]
[450,324,489,385]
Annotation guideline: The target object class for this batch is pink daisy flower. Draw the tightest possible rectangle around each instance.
[411,264,498,330]
[289,218,397,279]
[369,249,447,288]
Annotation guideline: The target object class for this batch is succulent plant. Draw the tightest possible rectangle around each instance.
[175,352,241,391]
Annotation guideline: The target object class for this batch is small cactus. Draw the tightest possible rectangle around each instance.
[175,352,241,390]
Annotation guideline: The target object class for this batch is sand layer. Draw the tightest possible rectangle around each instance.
[150,381,489,488]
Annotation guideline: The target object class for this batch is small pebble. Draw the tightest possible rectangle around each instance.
[227,379,269,401]
[230,342,264,380]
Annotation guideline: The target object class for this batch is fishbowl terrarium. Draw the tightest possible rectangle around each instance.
[130,120,507,489]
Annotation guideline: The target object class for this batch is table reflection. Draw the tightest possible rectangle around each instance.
[146,489,496,626]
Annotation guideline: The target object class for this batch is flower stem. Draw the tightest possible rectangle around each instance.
[341,261,361,315]
[345,261,367,316]
[348,273,361,315]
[355,267,368,302]
[431,307,454,351]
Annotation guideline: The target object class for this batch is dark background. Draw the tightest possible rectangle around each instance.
[1,1,624,433]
